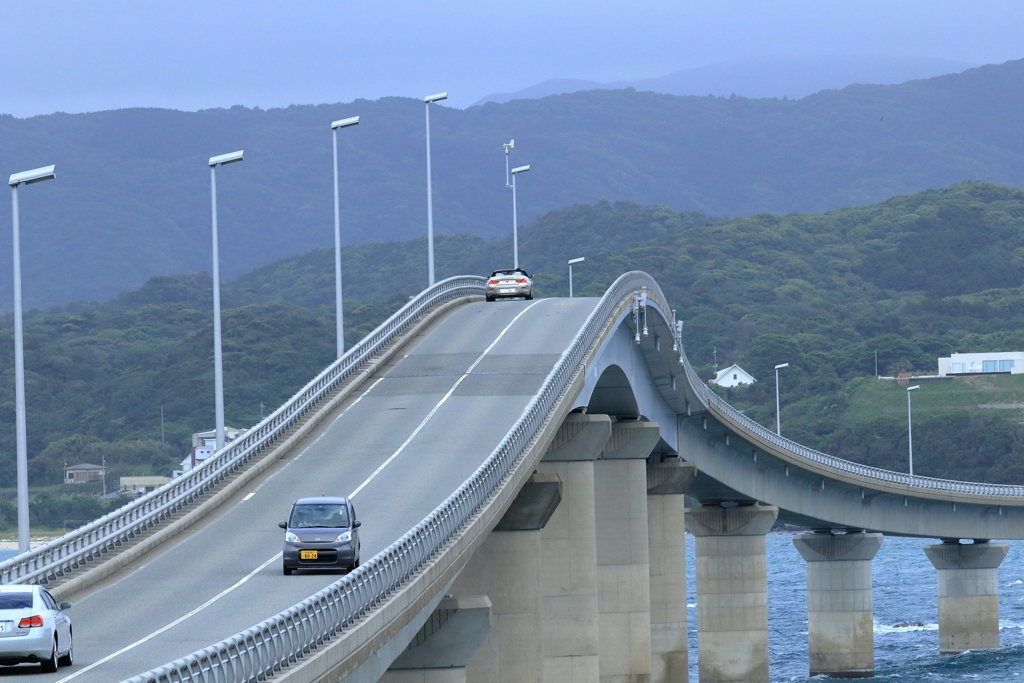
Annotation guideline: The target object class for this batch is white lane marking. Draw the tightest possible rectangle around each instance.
[349,300,543,499]
[242,492,255,501]
[54,553,282,683]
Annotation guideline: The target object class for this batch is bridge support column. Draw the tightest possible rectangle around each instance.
[538,413,612,683]
[793,532,883,678]
[594,419,662,683]
[454,473,562,683]
[647,460,697,683]
[924,540,1010,655]
[687,505,778,683]
[381,596,492,683]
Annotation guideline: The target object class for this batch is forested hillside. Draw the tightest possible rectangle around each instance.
[3,180,1024,530]
[3,59,1024,309]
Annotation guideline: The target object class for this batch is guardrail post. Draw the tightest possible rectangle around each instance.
[923,539,1009,655]
[687,504,778,683]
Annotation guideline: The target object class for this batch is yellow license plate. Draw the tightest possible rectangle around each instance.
[300,550,318,560]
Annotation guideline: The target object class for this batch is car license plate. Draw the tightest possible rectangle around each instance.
[0,622,9,632]
[300,550,318,560]
[500,288,515,293]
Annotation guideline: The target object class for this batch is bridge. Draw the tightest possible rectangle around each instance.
[1,272,1021,683]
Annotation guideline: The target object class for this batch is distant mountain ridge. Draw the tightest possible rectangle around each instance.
[1,57,1022,310]
[473,56,976,105]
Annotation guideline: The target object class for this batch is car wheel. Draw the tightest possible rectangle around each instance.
[40,638,58,673]
[58,631,73,667]
[283,563,293,576]
[485,294,495,302]
[525,292,533,300]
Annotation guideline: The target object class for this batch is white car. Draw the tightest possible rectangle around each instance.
[0,585,72,672]
[485,268,534,302]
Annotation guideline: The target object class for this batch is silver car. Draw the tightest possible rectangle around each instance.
[0,585,73,672]
[486,268,533,302]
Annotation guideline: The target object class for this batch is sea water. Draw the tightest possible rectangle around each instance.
[685,533,1024,682]
[2,538,1022,680]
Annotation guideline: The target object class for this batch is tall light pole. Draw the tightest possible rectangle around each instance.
[503,139,514,187]
[8,164,56,554]
[568,257,585,297]
[510,165,530,269]
[424,91,447,286]
[774,362,789,436]
[208,150,244,452]
[907,385,920,476]
[331,116,359,358]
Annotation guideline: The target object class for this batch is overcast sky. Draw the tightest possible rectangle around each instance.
[2,1,1023,117]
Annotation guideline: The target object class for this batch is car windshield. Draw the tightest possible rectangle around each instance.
[491,270,529,278]
[0,593,33,610]
[289,504,349,529]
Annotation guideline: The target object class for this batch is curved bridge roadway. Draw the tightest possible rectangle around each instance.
[17,297,597,682]
[11,272,1024,681]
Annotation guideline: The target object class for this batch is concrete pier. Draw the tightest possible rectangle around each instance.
[454,473,562,683]
[793,532,883,678]
[538,413,611,682]
[594,420,661,683]
[647,460,696,683]
[381,596,492,683]
[687,505,778,683]
[924,540,1010,655]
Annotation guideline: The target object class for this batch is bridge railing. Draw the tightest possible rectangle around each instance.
[674,319,1024,497]
[0,275,487,587]
[124,270,658,683]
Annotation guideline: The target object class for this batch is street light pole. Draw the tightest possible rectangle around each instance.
[8,164,56,555]
[907,385,920,476]
[424,92,448,286]
[775,362,789,436]
[510,165,530,269]
[208,150,244,452]
[331,116,359,358]
[568,257,585,297]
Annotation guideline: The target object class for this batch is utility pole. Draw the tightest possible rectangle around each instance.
[713,347,718,372]
[260,401,265,421]
[875,350,878,378]
[160,405,165,445]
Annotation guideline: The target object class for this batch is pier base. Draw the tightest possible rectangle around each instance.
[687,505,777,683]
[793,532,883,678]
[924,540,1009,655]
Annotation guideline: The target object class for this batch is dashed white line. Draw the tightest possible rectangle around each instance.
[349,300,543,499]
[242,492,255,501]
[54,553,282,683]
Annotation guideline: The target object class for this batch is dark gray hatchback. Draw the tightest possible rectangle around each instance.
[279,496,361,575]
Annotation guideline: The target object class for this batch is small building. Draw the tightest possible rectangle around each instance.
[938,352,1024,377]
[177,426,248,475]
[63,463,105,484]
[710,364,757,388]
[120,476,172,495]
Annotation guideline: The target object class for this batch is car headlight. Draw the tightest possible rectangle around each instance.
[335,531,352,543]
[285,532,299,542]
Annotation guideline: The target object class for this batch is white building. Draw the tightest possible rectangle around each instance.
[177,426,247,474]
[710,364,757,388]
[938,352,1024,377]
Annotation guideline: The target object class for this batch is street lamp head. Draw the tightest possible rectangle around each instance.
[568,257,585,265]
[9,165,55,187]
[208,151,244,167]
[907,385,920,392]
[775,363,789,370]
[331,116,360,130]
[511,165,530,174]
[424,92,449,103]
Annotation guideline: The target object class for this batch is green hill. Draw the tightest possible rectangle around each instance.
[3,180,1024,518]
[3,59,1024,309]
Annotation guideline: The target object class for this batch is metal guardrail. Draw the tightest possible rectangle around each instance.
[0,275,487,587]
[672,312,1024,497]
[123,271,657,683]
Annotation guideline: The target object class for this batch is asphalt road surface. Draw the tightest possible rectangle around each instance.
[5,297,598,682]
